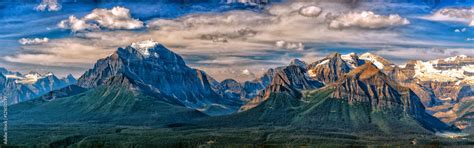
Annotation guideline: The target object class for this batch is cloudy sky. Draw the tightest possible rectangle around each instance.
[0,0,473,81]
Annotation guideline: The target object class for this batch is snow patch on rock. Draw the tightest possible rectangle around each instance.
[359,53,385,70]
[317,59,330,66]
[341,52,357,68]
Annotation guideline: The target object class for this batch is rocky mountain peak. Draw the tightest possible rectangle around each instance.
[66,74,75,80]
[289,58,306,68]
[307,52,352,84]
[347,61,383,80]
[118,40,187,66]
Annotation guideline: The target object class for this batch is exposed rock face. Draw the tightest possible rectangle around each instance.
[240,65,324,111]
[307,53,352,84]
[77,40,240,115]
[241,68,276,99]
[432,96,473,131]
[458,85,474,100]
[332,63,424,114]
[392,55,474,130]
[431,86,473,131]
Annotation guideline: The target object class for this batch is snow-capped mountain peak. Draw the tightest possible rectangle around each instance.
[341,52,358,68]
[359,52,393,70]
[45,72,54,76]
[130,40,159,56]
[341,52,356,59]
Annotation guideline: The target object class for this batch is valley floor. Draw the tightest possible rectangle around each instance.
[4,122,473,147]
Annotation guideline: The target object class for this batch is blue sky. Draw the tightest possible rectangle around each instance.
[0,0,473,81]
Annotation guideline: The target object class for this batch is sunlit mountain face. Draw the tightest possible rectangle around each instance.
[0,0,473,146]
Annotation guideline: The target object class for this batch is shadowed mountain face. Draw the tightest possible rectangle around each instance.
[76,40,240,115]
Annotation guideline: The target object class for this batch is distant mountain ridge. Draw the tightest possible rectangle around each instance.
[0,69,76,104]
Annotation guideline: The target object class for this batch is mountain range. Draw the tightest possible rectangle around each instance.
[3,40,473,146]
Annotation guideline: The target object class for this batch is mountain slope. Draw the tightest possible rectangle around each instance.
[9,74,207,126]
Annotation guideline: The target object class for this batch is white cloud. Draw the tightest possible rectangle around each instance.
[242,69,251,75]
[299,6,323,17]
[372,48,474,62]
[58,6,144,32]
[275,40,304,51]
[58,16,100,32]
[5,39,114,66]
[328,11,410,29]
[425,7,474,27]
[35,0,61,12]
[148,11,273,30]
[18,38,49,45]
